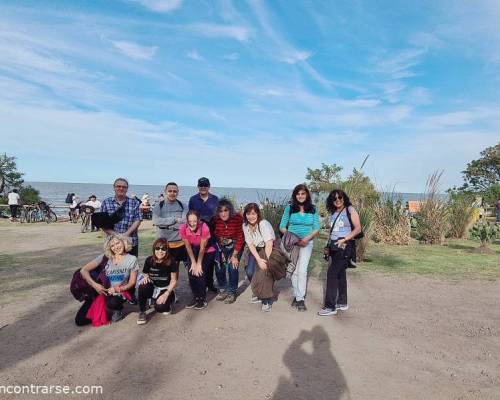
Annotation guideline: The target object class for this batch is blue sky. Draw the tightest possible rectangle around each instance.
[1,0,499,191]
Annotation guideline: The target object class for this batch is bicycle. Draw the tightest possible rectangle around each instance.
[69,207,79,223]
[31,201,57,223]
[80,205,95,233]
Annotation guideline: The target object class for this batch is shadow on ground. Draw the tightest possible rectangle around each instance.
[272,326,349,400]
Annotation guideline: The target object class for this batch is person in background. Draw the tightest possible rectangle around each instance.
[77,234,139,324]
[279,184,320,312]
[318,189,361,317]
[242,203,276,312]
[85,195,101,232]
[137,238,178,324]
[153,182,188,265]
[101,178,142,257]
[213,198,245,304]
[179,210,216,310]
[188,177,219,293]
[8,188,20,222]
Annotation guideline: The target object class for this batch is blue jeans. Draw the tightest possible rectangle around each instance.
[246,252,256,281]
[216,245,239,295]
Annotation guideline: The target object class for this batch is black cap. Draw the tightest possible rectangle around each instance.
[197,177,210,187]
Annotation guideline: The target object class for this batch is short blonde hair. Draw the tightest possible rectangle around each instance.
[104,234,132,258]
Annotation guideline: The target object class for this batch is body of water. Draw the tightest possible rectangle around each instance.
[28,181,428,207]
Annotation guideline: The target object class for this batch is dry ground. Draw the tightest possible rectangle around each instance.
[0,220,499,400]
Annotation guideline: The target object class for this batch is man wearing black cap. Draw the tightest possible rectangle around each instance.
[188,177,219,292]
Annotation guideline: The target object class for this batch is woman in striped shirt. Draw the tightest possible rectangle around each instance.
[279,184,320,312]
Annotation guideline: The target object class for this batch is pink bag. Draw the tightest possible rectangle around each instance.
[85,294,110,327]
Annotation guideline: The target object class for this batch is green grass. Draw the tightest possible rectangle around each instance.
[309,235,500,280]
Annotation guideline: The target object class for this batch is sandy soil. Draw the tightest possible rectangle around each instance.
[0,221,499,400]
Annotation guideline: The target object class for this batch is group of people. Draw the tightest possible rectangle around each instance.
[75,176,361,327]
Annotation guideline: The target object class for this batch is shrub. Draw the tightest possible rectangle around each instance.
[446,190,475,239]
[19,185,41,205]
[355,207,373,261]
[372,194,411,245]
[470,222,500,248]
[259,196,288,237]
[415,171,448,245]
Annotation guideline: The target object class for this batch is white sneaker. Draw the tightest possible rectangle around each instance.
[336,304,349,311]
[317,307,337,316]
[261,303,272,312]
[250,296,261,304]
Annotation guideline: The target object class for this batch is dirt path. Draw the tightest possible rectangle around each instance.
[0,221,499,399]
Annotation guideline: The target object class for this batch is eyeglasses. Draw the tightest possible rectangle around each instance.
[154,246,167,251]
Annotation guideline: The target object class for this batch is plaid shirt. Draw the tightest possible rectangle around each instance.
[101,196,142,246]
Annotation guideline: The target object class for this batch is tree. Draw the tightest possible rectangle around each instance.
[462,142,500,192]
[305,163,342,196]
[0,153,24,195]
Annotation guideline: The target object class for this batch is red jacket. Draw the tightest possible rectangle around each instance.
[214,214,245,253]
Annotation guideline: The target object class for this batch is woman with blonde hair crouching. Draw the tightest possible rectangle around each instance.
[77,234,139,325]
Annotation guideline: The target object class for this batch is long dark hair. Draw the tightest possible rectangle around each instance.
[216,197,236,218]
[290,184,315,214]
[243,203,262,225]
[326,189,352,214]
[151,238,172,266]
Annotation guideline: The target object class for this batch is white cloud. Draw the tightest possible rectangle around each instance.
[279,49,312,65]
[132,0,183,13]
[186,50,204,61]
[110,40,158,60]
[223,52,239,60]
[185,23,251,42]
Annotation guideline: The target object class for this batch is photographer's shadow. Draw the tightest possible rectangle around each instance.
[273,326,349,400]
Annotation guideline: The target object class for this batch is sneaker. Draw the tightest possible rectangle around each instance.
[216,291,229,301]
[261,303,272,312]
[297,300,307,312]
[250,296,261,304]
[111,310,123,322]
[224,294,236,304]
[161,310,172,315]
[317,307,337,316]
[137,312,147,325]
[185,298,197,309]
[291,297,298,308]
[336,304,349,311]
[194,299,208,310]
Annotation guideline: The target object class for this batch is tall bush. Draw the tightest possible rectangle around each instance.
[446,190,475,239]
[416,171,448,245]
[372,194,411,245]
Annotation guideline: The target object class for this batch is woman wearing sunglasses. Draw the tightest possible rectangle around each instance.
[318,189,361,316]
[137,238,179,324]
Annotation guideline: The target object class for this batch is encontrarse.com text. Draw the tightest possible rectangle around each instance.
[0,385,103,395]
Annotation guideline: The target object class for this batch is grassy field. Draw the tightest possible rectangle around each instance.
[307,230,500,280]
[1,219,498,281]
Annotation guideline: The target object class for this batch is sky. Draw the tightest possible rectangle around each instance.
[1,0,499,191]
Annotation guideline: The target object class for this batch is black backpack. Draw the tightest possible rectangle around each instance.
[65,193,73,204]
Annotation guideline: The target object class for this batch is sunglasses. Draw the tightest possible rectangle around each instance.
[154,246,167,251]
[114,185,128,189]
[167,190,178,193]
[334,197,344,201]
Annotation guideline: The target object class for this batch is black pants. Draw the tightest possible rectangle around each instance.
[186,249,215,300]
[324,243,353,309]
[74,295,125,326]
[138,282,175,313]
[9,205,18,218]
